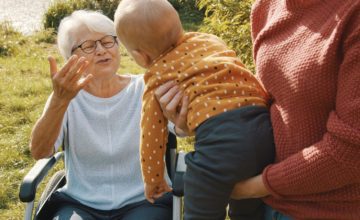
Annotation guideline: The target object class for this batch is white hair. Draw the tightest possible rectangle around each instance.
[57,10,116,59]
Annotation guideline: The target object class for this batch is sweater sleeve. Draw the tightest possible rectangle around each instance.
[140,88,168,186]
[262,21,360,198]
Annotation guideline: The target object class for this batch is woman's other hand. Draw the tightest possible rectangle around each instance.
[49,55,93,104]
[230,174,270,200]
[155,81,190,136]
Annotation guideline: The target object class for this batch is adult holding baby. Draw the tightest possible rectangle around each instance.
[115,0,275,219]
[29,10,172,220]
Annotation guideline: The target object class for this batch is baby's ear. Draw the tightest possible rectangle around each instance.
[131,50,152,68]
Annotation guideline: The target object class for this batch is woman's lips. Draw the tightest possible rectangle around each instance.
[96,58,111,64]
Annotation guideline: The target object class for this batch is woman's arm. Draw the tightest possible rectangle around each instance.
[154,81,190,137]
[30,55,92,160]
[231,174,269,199]
[232,19,360,199]
[30,93,69,159]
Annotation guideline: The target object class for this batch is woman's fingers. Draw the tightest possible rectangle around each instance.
[69,60,89,85]
[155,81,183,121]
[164,91,183,119]
[49,55,92,101]
[64,57,87,82]
[178,95,189,123]
[57,55,78,77]
[48,56,58,78]
[154,81,177,99]
[158,86,180,113]
[77,74,93,89]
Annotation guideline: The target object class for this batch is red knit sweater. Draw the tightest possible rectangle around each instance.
[252,0,360,219]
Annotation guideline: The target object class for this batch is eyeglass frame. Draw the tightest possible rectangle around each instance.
[71,35,118,54]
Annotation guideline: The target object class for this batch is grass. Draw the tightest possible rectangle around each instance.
[0,11,202,219]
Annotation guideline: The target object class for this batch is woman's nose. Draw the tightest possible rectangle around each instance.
[95,41,106,55]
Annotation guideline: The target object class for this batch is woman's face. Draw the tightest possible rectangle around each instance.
[71,30,120,78]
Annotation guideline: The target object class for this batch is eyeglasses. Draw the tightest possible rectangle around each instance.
[71,35,118,54]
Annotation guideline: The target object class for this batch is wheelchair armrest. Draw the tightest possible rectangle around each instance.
[172,151,187,197]
[19,152,64,202]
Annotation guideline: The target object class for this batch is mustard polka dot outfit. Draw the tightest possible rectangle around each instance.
[140,32,270,186]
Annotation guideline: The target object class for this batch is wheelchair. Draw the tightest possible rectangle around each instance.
[19,133,187,220]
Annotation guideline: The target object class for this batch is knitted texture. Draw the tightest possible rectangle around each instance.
[140,32,268,185]
[252,0,360,219]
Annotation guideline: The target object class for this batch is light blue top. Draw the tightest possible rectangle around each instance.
[50,74,171,210]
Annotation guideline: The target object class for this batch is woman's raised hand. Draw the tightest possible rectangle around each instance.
[48,55,93,103]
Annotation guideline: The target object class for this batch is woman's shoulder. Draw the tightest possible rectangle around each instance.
[125,74,144,89]
[118,74,145,98]
[123,73,143,84]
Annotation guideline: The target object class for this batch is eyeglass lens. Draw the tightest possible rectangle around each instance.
[79,35,116,53]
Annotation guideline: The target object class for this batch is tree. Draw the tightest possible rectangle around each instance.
[197,0,254,71]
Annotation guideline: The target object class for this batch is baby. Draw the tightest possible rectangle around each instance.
[115,0,275,219]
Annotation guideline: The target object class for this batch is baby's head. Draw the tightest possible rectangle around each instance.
[114,0,183,68]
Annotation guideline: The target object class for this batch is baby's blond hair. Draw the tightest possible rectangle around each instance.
[114,0,183,59]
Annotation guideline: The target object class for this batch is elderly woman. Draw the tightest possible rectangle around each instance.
[30,10,172,220]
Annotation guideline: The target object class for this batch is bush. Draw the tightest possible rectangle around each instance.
[0,22,24,57]
[168,0,205,31]
[43,0,120,32]
[33,28,57,44]
[169,0,197,10]
[197,0,254,70]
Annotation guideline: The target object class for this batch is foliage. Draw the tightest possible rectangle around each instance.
[170,0,198,10]
[177,1,205,31]
[197,0,255,70]
[43,0,120,32]
[32,28,57,44]
[43,0,76,32]
[0,22,26,57]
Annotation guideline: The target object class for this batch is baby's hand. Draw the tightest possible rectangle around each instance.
[144,179,172,203]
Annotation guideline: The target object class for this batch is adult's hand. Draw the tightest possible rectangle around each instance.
[154,81,190,136]
[230,174,270,200]
[49,55,93,104]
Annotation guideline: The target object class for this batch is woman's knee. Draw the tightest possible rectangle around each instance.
[52,205,95,220]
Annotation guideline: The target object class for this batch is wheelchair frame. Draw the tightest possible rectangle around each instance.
[19,133,187,220]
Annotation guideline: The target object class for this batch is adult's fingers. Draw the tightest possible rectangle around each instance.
[77,74,93,90]
[64,57,87,82]
[158,85,180,110]
[154,81,177,100]
[175,96,190,135]
[69,60,89,85]
[178,95,189,120]
[57,55,78,77]
[48,56,57,78]
[164,90,183,118]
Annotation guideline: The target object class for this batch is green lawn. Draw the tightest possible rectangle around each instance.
[0,14,201,219]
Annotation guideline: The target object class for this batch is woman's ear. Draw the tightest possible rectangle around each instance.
[131,50,152,68]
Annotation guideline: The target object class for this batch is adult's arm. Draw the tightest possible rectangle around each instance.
[262,22,360,198]
[232,20,360,199]
[30,55,92,160]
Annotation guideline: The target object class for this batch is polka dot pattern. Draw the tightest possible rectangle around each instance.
[140,32,269,185]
